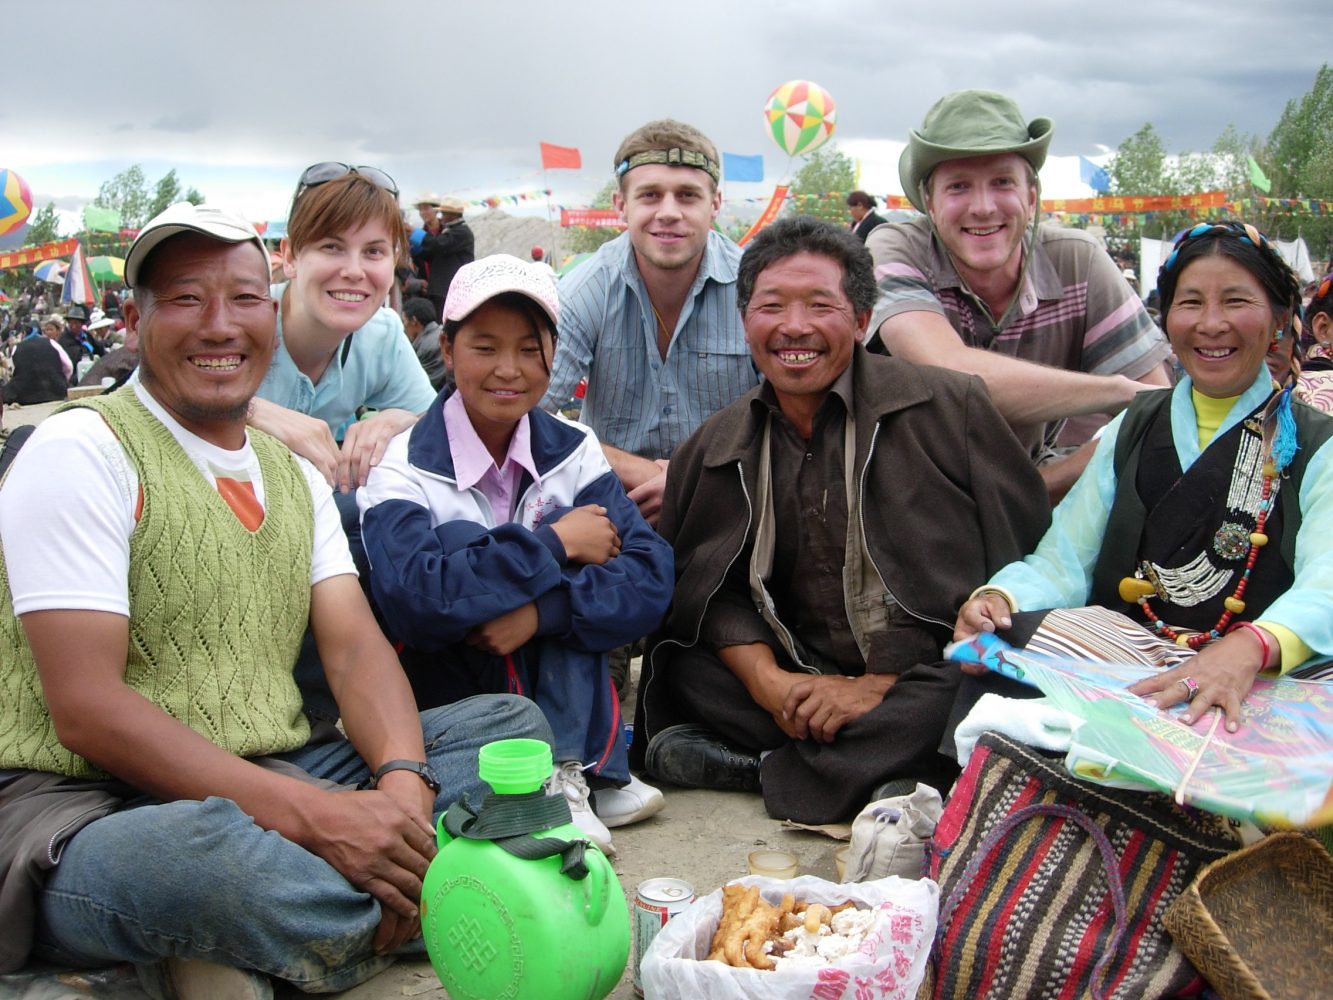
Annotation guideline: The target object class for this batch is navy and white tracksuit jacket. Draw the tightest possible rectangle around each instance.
[358,391,674,780]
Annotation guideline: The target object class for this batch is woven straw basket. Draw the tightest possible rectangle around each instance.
[1163,833,1333,1000]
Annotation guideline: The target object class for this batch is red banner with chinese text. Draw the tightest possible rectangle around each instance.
[560,209,624,229]
[0,238,79,272]
[1043,191,1227,214]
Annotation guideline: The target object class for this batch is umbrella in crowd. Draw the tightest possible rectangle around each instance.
[88,255,125,282]
[33,260,68,284]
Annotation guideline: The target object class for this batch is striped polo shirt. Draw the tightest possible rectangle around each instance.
[867,217,1170,455]
[541,231,758,459]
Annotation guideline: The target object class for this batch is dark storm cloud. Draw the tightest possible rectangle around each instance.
[7,0,1332,214]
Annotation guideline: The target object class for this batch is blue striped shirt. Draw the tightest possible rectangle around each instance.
[541,231,758,459]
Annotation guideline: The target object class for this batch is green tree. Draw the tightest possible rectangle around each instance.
[184,187,205,206]
[1209,125,1257,195]
[786,145,855,223]
[147,168,182,220]
[93,165,150,230]
[1103,123,1240,256]
[1108,124,1171,198]
[1267,64,1333,257]
[25,202,62,245]
[1102,124,1175,258]
[563,180,621,255]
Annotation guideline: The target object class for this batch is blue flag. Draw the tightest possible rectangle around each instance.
[1079,156,1110,194]
[723,153,764,183]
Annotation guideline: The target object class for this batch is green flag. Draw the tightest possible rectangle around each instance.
[1248,156,1272,194]
[83,205,122,232]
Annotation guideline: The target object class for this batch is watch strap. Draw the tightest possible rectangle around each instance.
[370,759,441,792]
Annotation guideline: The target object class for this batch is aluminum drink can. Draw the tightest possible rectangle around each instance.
[632,877,696,995]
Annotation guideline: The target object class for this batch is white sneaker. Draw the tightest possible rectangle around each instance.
[593,773,665,828]
[548,761,616,857]
[148,957,273,1000]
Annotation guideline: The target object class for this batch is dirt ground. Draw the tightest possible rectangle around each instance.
[0,399,845,1000]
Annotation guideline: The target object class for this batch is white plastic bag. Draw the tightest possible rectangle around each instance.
[640,873,938,1000]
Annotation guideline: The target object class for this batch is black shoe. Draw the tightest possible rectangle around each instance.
[645,724,761,793]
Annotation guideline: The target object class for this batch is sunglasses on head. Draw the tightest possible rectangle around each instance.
[295,162,399,199]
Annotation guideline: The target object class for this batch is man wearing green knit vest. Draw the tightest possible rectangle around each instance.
[0,203,552,1000]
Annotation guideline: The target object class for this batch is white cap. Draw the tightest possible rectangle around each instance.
[125,203,268,286]
[443,254,558,329]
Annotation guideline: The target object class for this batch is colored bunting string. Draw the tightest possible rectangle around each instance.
[467,189,553,209]
[745,188,1333,217]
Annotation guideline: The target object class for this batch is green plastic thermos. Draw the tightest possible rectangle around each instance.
[420,738,629,1000]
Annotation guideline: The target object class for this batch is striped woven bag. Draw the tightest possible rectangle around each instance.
[923,731,1240,1000]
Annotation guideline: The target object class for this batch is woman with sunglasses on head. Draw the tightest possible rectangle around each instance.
[249,163,435,502]
[955,222,1333,733]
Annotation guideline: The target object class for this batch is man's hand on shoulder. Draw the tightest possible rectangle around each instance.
[780,673,897,743]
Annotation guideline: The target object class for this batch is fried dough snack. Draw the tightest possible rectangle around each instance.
[705,883,857,971]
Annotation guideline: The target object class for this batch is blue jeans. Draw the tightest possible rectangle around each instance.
[31,696,551,993]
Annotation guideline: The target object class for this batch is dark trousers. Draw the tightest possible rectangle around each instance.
[664,645,962,824]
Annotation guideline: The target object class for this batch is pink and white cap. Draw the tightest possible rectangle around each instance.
[443,254,559,329]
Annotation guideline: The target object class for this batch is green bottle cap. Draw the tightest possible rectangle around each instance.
[478,738,552,794]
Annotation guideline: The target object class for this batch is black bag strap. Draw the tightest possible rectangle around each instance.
[443,790,590,880]
[936,801,1129,1000]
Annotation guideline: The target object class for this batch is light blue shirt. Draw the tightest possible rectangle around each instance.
[541,230,758,459]
[258,282,436,441]
[989,369,1333,661]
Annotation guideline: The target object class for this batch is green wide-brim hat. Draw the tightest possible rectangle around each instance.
[899,90,1054,212]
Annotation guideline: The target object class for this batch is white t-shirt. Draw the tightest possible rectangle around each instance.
[0,381,354,617]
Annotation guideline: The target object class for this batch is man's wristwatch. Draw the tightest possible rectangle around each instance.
[368,759,441,793]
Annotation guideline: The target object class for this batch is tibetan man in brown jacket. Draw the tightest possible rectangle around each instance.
[631,216,1050,823]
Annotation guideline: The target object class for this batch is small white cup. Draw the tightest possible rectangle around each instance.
[747,848,799,879]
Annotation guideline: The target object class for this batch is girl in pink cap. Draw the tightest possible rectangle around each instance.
[357,254,674,856]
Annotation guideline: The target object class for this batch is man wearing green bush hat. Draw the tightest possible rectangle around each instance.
[867,89,1170,500]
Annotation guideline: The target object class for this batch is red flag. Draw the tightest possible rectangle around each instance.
[540,143,582,170]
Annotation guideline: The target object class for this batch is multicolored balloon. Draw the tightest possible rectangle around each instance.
[0,169,34,238]
[764,80,838,157]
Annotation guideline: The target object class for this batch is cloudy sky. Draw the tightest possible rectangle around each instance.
[5,0,1330,229]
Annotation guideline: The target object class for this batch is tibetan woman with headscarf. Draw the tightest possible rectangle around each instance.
[956,221,1333,732]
